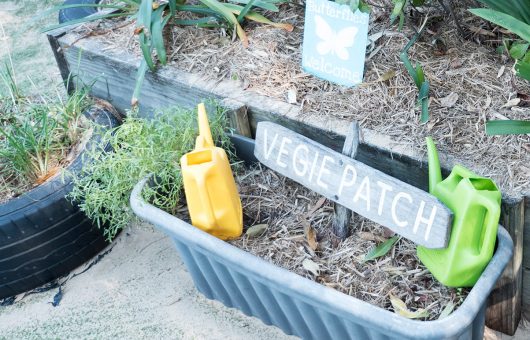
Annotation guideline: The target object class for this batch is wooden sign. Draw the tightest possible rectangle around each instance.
[302,0,369,87]
[254,122,453,249]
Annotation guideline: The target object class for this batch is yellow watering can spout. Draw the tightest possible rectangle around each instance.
[196,103,214,149]
[180,103,243,240]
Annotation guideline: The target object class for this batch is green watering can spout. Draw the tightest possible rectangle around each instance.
[426,137,442,195]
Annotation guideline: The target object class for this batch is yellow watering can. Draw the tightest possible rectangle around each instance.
[180,103,242,240]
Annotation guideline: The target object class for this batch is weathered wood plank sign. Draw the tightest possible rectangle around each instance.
[254,122,453,248]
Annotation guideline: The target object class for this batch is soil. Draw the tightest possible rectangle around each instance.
[229,165,469,321]
[82,0,529,197]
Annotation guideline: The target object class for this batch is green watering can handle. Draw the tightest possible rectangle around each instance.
[473,191,499,257]
[426,137,442,195]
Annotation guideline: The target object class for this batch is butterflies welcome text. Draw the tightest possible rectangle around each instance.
[306,0,369,24]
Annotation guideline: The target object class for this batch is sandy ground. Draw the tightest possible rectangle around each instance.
[0,224,528,339]
[0,224,296,339]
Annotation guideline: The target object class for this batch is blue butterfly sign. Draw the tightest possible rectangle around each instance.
[302,0,369,87]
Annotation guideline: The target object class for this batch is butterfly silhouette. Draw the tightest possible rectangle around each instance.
[315,15,358,61]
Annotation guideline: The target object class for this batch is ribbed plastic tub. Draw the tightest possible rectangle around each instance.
[130,136,513,340]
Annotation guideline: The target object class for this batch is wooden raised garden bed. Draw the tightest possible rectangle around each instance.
[47,16,529,334]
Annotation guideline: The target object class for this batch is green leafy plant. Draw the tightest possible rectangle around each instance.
[44,0,292,106]
[485,120,530,135]
[400,26,430,123]
[388,0,427,30]
[474,0,530,25]
[363,235,400,262]
[470,1,530,135]
[469,7,530,80]
[68,103,232,240]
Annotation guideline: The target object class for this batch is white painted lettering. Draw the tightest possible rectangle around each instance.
[338,164,357,196]
[308,151,320,182]
[353,176,371,211]
[316,155,334,190]
[413,201,438,241]
[276,137,292,168]
[391,192,412,227]
[376,181,393,216]
[292,144,309,177]
[263,128,278,160]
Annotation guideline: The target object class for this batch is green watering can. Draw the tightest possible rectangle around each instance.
[417,137,501,287]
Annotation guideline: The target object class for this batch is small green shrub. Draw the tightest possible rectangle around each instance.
[68,104,233,240]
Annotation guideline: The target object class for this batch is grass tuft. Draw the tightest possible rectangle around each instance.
[0,65,91,198]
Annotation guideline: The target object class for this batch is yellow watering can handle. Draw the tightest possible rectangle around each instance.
[196,103,214,149]
[196,176,217,231]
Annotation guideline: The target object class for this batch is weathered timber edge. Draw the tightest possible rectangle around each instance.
[523,197,530,320]
[47,27,529,333]
[486,197,525,335]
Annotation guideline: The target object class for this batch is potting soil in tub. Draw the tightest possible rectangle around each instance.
[176,166,470,321]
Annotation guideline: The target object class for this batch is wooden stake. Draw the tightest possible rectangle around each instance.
[486,197,525,335]
[331,122,360,243]
[221,99,252,138]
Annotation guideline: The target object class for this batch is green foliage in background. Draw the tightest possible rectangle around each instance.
[485,120,530,135]
[68,104,233,240]
[335,0,371,14]
[390,0,426,30]
[470,1,530,135]
[475,0,530,25]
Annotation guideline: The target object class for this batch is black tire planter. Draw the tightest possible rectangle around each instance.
[0,106,120,299]
[58,0,100,24]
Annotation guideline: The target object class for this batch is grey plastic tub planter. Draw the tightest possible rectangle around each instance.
[130,136,513,340]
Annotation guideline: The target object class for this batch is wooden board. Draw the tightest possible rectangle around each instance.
[523,196,530,270]
[523,267,530,320]
[522,196,530,320]
[486,197,525,335]
[254,122,453,249]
